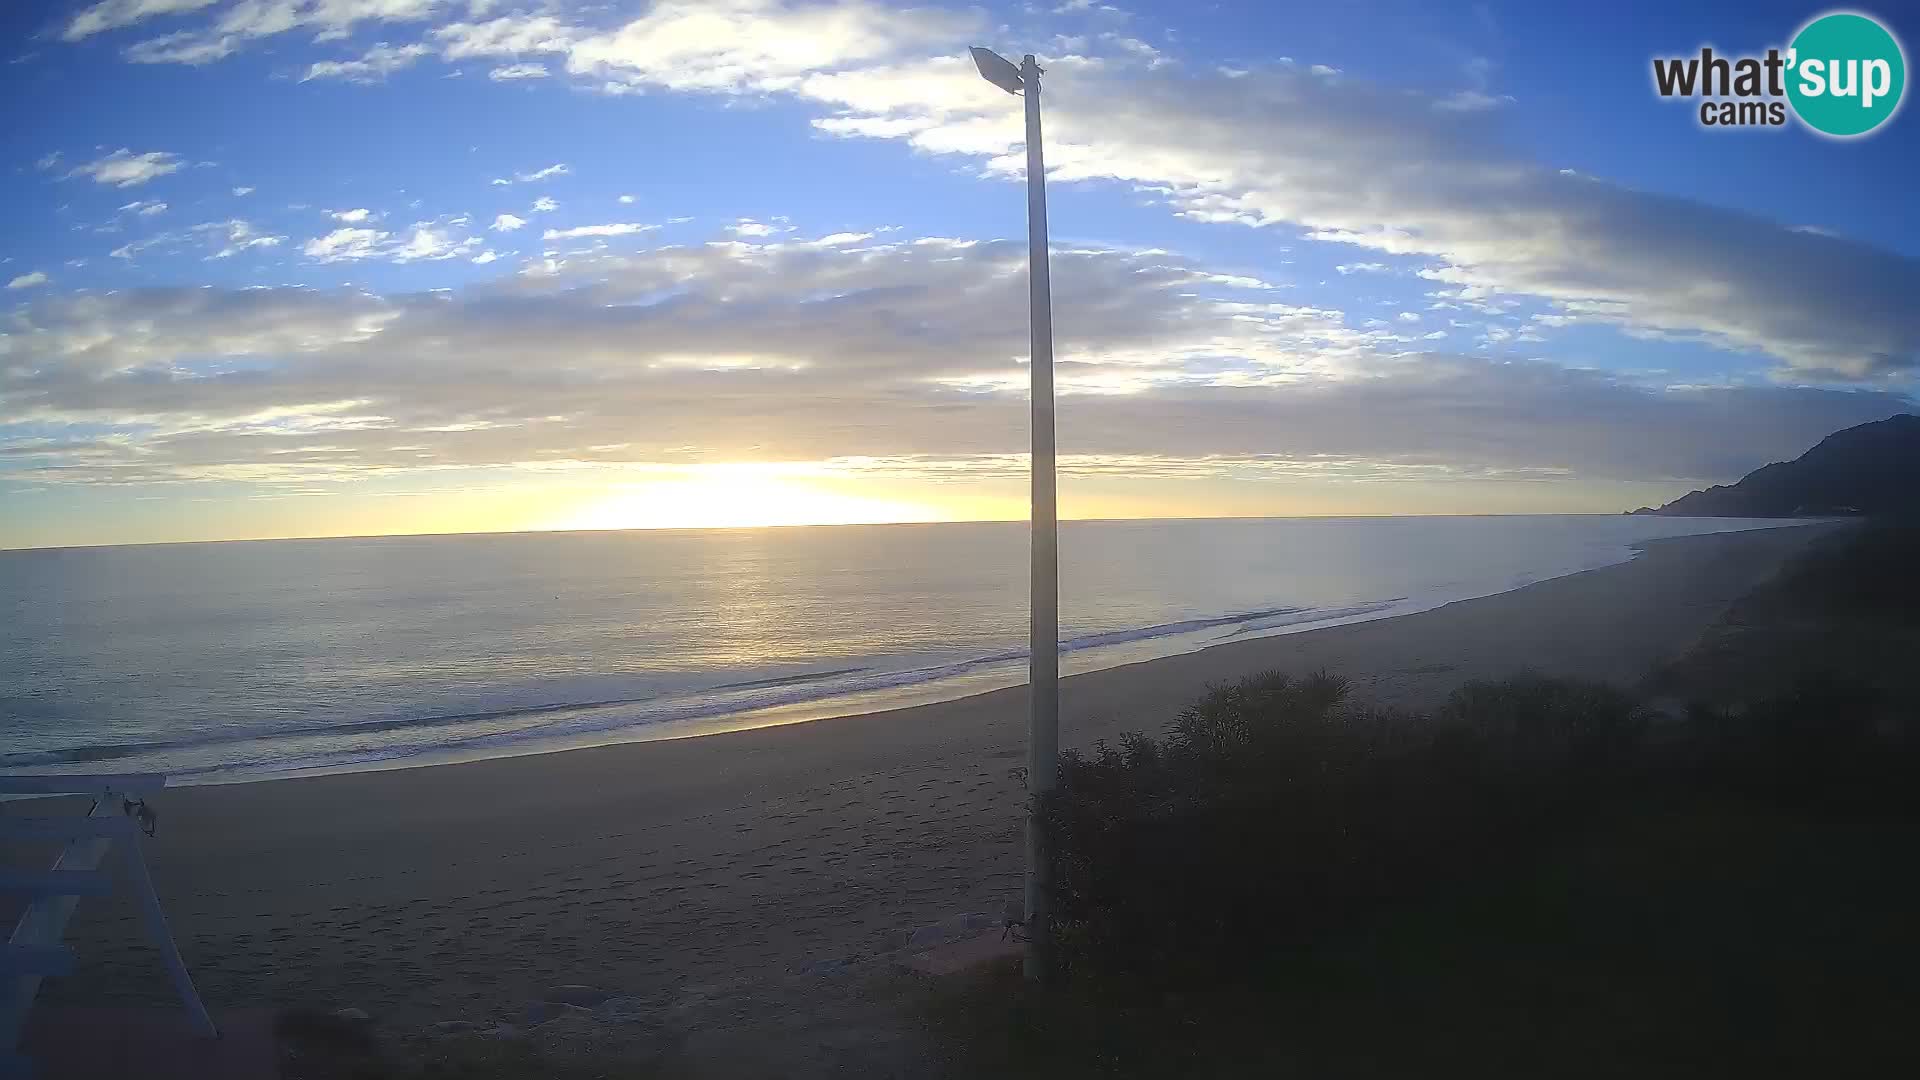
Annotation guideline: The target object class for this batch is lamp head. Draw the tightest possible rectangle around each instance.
[970,46,1025,94]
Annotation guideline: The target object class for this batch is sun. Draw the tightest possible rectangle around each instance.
[545,463,951,531]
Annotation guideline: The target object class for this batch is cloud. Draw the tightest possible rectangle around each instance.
[617,194,636,204]
[119,200,169,216]
[472,250,501,264]
[490,213,527,232]
[1436,89,1516,112]
[123,29,238,64]
[432,0,982,96]
[123,0,439,65]
[575,0,978,94]
[65,148,184,187]
[61,0,218,42]
[388,226,480,262]
[79,0,982,96]
[110,233,176,261]
[728,219,793,237]
[8,235,1905,498]
[799,58,1920,379]
[531,196,558,213]
[1335,263,1387,275]
[492,162,569,185]
[302,228,390,261]
[302,42,430,83]
[434,13,574,59]
[232,186,255,196]
[332,208,373,223]
[6,271,49,289]
[196,219,285,259]
[301,219,479,263]
[541,223,657,240]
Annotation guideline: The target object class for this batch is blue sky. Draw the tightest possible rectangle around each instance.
[2,0,1916,548]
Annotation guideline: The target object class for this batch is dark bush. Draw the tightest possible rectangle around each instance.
[1761,520,1920,624]
[1043,661,1920,989]
[1676,673,1920,815]
[1436,672,1648,777]
[1042,671,1651,985]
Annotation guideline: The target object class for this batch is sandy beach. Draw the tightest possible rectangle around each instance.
[42,523,1827,1027]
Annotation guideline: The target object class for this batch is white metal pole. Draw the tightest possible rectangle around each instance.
[1020,52,1059,982]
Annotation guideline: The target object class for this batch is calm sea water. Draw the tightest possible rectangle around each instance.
[1,516,1790,784]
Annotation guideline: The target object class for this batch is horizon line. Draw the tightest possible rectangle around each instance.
[0,510,1668,555]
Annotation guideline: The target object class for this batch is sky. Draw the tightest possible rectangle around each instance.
[1,0,1916,549]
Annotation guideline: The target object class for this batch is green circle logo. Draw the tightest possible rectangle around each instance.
[1787,12,1906,137]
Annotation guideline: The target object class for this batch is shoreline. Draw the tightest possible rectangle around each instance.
[34,518,1826,788]
[46,522,1832,1021]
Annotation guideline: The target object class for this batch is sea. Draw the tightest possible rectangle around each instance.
[1,515,1793,785]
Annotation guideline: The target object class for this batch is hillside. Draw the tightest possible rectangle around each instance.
[1630,414,1920,517]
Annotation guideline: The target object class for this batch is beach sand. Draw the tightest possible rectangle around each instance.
[42,523,1827,1030]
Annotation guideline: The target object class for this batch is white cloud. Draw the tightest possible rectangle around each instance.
[434,14,575,59]
[123,0,440,65]
[541,223,657,240]
[617,194,636,204]
[124,30,238,64]
[472,250,501,264]
[567,1,982,95]
[302,219,480,263]
[800,58,1920,379]
[6,271,50,289]
[62,0,218,42]
[810,232,872,246]
[531,196,558,213]
[65,148,184,188]
[1336,263,1388,275]
[196,219,285,259]
[493,162,569,184]
[428,1,982,97]
[491,213,528,232]
[110,233,175,261]
[232,186,255,196]
[1436,89,1516,112]
[728,219,793,237]
[119,200,169,216]
[389,226,481,262]
[302,227,390,262]
[302,42,429,83]
[489,62,550,80]
[332,208,373,223]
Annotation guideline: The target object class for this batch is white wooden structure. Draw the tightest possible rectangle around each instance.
[2,774,216,1077]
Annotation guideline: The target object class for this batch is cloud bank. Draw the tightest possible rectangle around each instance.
[4,237,1908,494]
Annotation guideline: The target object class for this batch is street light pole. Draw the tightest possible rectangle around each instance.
[1019,52,1059,984]
[971,45,1058,982]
